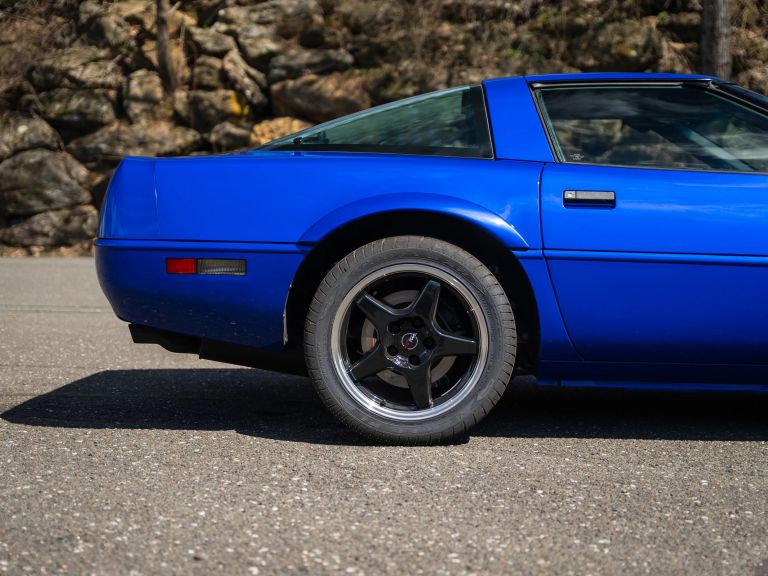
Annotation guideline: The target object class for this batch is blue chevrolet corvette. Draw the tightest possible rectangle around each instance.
[96,72,768,443]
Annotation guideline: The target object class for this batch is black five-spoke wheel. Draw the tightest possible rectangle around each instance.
[351,279,479,408]
[305,236,516,444]
[335,266,487,417]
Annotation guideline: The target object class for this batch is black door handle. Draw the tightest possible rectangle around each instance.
[563,190,616,208]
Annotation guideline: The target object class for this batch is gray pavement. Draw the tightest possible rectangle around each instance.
[1,257,767,575]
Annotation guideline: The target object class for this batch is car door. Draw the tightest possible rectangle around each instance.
[536,81,768,365]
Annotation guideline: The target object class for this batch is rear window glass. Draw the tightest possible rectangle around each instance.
[263,85,493,159]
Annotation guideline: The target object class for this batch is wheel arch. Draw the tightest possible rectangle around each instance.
[297,193,529,250]
[286,209,540,374]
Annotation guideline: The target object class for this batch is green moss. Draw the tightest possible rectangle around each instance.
[503,48,527,60]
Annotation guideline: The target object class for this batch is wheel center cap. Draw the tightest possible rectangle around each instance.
[400,332,419,351]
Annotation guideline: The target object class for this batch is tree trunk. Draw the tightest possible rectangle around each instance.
[156,0,177,92]
[700,0,732,80]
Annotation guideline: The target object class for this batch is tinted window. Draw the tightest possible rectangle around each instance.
[537,84,768,172]
[264,85,492,158]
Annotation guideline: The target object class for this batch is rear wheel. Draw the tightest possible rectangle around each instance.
[304,236,516,444]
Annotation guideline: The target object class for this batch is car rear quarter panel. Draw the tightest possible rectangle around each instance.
[148,153,543,248]
[97,153,556,352]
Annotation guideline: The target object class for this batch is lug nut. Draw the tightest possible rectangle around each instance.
[409,355,420,366]
[387,345,398,356]
[424,337,435,350]
[388,323,401,334]
[412,318,423,329]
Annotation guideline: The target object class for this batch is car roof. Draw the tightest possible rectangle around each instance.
[521,72,718,83]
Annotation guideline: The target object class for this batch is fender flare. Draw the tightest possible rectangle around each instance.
[297,193,530,250]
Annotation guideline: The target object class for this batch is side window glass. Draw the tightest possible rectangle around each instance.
[264,85,492,158]
[537,85,768,172]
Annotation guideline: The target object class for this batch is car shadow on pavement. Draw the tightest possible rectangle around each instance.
[3,368,768,444]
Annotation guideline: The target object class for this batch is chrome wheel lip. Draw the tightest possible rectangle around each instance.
[330,263,489,422]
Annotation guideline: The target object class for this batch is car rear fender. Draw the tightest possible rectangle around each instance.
[99,157,158,239]
[298,193,530,250]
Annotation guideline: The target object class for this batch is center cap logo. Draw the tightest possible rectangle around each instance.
[401,332,419,351]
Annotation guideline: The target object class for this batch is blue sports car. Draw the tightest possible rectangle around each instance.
[96,72,768,443]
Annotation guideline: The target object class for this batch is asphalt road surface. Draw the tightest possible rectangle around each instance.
[1,258,767,575]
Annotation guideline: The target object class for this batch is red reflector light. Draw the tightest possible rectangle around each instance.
[166,258,197,274]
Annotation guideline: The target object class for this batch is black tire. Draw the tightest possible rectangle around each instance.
[304,236,516,444]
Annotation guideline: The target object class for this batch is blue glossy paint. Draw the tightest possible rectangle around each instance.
[297,192,531,248]
[95,72,768,388]
[98,152,546,352]
[541,163,768,256]
[106,152,544,248]
[96,239,303,349]
[483,77,554,162]
[99,157,158,239]
[541,163,768,365]
[515,252,581,362]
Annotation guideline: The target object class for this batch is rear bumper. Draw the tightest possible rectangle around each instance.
[95,239,305,351]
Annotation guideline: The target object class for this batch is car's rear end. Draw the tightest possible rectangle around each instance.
[95,157,304,365]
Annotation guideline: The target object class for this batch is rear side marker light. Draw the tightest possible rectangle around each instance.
[197,258,246,275]
[166,258,246,276]
[166,258,196,274]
